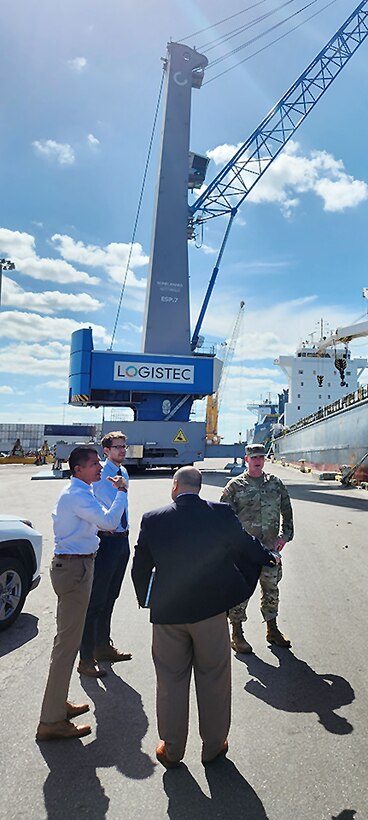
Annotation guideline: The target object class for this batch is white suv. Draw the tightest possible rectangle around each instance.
[0,515,42,631]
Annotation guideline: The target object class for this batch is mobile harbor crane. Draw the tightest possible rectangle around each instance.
[63,2,368,470]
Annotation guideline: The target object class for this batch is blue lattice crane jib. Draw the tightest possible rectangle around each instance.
[189,0,368,225]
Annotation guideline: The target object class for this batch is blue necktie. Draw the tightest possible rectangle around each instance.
[117,468,128,530]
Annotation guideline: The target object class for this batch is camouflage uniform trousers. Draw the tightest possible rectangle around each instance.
[229,562,283,624]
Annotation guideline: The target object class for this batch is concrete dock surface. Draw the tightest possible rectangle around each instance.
[0,460,367,820]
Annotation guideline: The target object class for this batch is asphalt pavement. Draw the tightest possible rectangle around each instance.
[0,460,367,820]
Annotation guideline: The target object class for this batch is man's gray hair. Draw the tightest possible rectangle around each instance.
[174,466,202,491]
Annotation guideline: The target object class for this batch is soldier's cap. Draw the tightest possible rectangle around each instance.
[245,443,266,457]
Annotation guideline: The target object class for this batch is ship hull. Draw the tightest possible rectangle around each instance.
[273,394,368,481]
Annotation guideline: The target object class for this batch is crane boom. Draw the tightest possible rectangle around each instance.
[190,0,368,226]
[317,319,368,352]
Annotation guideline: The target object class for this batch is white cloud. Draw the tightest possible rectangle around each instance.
[207,144,237,166]
[121,322,143,334]
[206,140,368,216]
[200,292,365,362]
[87,133,100,146]
[51,234,148,302]
[0,385,14,394]
[2,276,101,314]
[313,176,368,212]
[41,380,69,390]
[0,341,69,377]
[19,256,98,285]
[0,311,109,344]
[200,243,217,255]
[68,57,87,71]
[51,234,148,272]
[33,139,75,165]
[0,227,35,259]
[0,227,99,285]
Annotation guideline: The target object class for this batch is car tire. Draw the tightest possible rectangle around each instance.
[0,557,29,631]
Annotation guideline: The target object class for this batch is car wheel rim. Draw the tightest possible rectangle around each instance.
[0,569,23,621]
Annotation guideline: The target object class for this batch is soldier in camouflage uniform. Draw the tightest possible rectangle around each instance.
[220,443,294,654]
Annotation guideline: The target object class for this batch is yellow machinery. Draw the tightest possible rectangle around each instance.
[206,301,245,444]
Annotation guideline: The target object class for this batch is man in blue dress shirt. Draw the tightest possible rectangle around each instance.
[78,431,132,677]
[36,446,127,741]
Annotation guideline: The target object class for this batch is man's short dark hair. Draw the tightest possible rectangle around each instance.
[69,446,98,475]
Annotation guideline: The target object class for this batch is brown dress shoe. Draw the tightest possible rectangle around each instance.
[36,720,91,741]
[77,660,107,678]
[94,644,132,662]
[66,701,90,719]
[155,741,181,769]
[202,740,229,764]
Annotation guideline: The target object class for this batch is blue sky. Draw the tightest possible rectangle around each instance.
[0,0,368,440]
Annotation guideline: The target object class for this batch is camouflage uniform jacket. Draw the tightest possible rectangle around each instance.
[220,471,294,549]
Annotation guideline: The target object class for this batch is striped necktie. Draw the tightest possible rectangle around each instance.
[117,467,128,530]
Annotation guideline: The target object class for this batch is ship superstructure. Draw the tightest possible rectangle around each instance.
[247,393,287,446]
[275,337,367,427]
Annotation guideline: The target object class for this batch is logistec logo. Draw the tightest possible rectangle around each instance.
[114,361,194,384]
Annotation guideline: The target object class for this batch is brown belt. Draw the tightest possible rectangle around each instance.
[54,553,96,559]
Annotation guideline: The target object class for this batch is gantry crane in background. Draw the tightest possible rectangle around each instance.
[65,2,368,470]
[206,301,245,445]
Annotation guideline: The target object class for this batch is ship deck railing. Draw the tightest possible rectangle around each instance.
[281,384,368,435]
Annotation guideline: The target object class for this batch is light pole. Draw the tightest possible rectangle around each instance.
[0,258,15,307]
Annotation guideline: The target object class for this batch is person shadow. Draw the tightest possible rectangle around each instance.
[164,757,269,820]
[38,668,154,819]
[331,812,356,819]
[238,647,354,734]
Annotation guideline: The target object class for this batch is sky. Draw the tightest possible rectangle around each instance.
[1,0,368,442]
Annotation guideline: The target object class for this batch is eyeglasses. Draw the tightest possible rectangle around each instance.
[110,445,127,450]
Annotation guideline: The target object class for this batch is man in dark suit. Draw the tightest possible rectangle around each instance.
[131,466,279,768]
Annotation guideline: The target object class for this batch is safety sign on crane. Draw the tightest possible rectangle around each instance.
[173,429,188,443]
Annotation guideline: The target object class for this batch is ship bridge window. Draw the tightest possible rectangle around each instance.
[298,369,303,374]
[346,371,351,375]
[297,406,300,410]
[300,382,304,386]
[297,394,300,398]
[318,394,322,399]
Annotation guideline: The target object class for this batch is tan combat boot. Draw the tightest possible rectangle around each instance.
[230,622,253,654]
[266,618,291,647]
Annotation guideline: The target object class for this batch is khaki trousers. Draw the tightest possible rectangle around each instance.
[40,554,95,724]
[152,612,231,762]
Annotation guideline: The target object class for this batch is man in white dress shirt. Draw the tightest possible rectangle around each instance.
[36,446,127,741]
[78,431,132,676]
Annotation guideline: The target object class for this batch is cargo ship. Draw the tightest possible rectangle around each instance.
[246,393,287,448]
[271,322,368,480]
